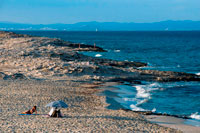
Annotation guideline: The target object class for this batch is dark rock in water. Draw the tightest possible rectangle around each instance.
[83,57,147,68]
[0,73,26,80]
[49,39,67,46]
[104,68,200,83]
[67,65,132,78]
[121,108,190,119]
[49,52,80,61]
[136,69,200,82]
[107,77,142,84]
[10,73,26,80]
[68,43,107,52]
[0,72,7,80]
[73,53,147,68]
[100,61,147,68]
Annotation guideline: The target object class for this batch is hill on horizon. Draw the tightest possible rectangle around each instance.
[0,20,200,31]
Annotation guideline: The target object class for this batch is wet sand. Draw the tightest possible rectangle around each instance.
[146,115,200,133]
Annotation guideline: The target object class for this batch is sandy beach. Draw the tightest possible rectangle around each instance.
[0,80,180,132]
[0,31,199,132]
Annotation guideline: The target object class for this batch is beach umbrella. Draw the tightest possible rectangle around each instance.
[45,100,68,108]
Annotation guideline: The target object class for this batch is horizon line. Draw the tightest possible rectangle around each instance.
[1,20,200,25]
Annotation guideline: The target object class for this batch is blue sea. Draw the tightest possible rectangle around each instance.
[14,31,200,126]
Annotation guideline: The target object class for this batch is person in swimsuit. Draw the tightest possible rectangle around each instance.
[22,106,37,114]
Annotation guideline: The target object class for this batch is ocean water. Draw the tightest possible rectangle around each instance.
[14,31,200,125]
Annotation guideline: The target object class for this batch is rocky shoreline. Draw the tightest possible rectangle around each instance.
[0,31,199,82]
[0,31,199,132]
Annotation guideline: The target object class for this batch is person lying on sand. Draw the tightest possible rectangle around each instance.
[22,106,37,114]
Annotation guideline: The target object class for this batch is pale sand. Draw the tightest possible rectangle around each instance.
[0,79,179,132]
[146,115,200,133]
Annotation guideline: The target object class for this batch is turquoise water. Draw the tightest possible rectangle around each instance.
[13,31,200,124]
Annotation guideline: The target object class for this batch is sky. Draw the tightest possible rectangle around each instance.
[0,0,200,24]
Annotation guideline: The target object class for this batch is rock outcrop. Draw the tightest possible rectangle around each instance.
[0,31,199,82]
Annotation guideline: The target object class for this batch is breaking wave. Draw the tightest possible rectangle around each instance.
[95,54,102,57]
[196,72,200,76]
[114,50,120,52]
[112,83,162,111]
[190,112,200,120]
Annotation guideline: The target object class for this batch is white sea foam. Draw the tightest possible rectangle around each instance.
[135,83,160,98]
[112,82,200,118]
[152,108,156,113]
[135,83,162,107]
[137,66,148,69]
[136,99,149,106]
[113,83,164,112]
[95,54,102,57]
[196,72,200,76]
[114,50,120,52]
[123,98,136,102]
[130,104,146,111]
[148,83,161,90]
[135,85,150,98]
[190,112,200,120]
[122,83,161,111]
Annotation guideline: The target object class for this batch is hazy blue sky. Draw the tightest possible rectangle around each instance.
[0,0,200,24]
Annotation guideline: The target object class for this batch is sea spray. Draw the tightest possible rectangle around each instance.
[152,108,156,113]
[130,104,146,111]
[114,50,120,52]
[190,112,200,120]
[196,72,200,76]
[110,83,162,111]
[135,85,150,98]
[95,54,102,57]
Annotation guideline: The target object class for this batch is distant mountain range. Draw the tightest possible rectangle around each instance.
[0,20,200,31]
